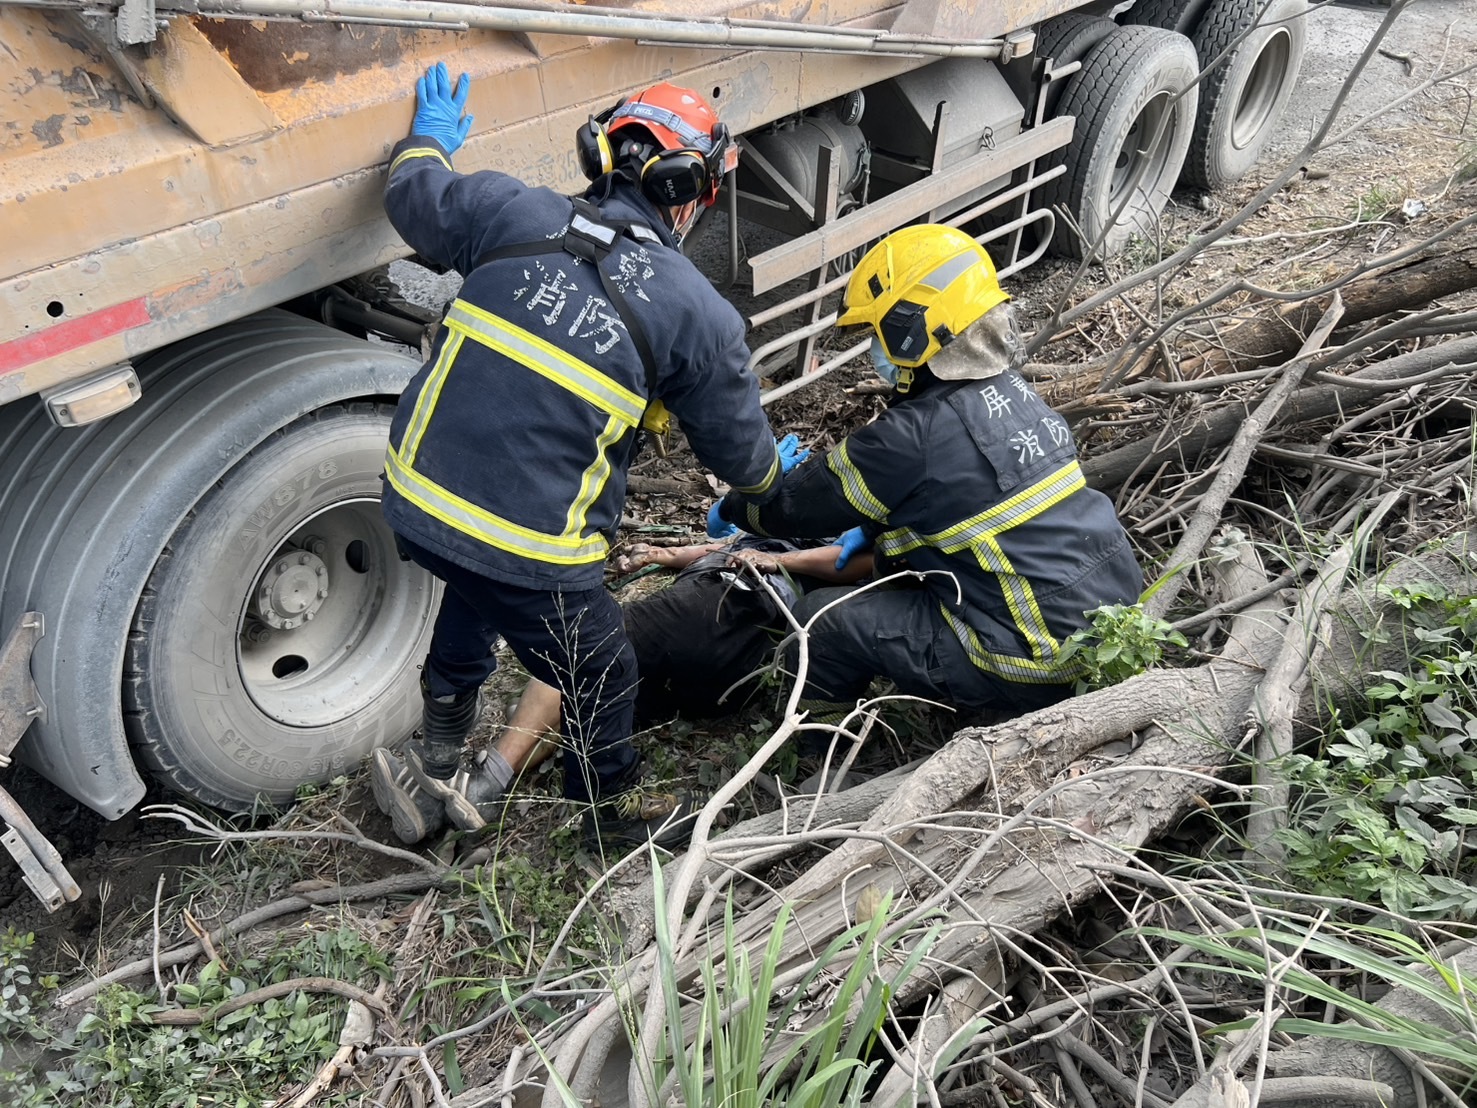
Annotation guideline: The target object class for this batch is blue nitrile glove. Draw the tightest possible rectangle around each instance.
[413,62,473,153]
[777,433,810,474]
[833,527,873,571]
[707,501,738,540]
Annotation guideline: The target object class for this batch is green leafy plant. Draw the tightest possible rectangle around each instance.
[0,929,53,1043]
[1276,580,1477,917]
[1,926,388,1108]
[1061,603,1187,692]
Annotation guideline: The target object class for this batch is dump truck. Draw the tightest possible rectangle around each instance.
[0,0,1307,908]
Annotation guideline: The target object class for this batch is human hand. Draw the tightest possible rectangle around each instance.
[727,548,783,575]
[413,62,473,153]
[706,502,738,539]
[777,433,810,475]
[833,527,872,571]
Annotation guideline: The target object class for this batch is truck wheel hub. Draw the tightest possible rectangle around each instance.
[255,551,330,630]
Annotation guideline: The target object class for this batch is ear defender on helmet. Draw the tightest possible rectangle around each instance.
[575,102,622,181]
[838,225,1010,370]
[600,84,737,209]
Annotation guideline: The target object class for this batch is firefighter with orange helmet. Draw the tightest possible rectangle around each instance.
[712,225,1142,721]
[369,64,805,848]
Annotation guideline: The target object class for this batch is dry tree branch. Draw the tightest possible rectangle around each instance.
[141,803,448,876]
[149,976,388,1027]
[1143,294,1345,620]
[56,871,446,1007]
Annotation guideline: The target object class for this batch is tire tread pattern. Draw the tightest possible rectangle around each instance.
[1041,25,1199,259]
[123,401,388,811]
[1034,13,1120,119]
[1183,0,1306,190]
[1121,0,1211,33]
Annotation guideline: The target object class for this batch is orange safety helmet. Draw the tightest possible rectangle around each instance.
[576,82,736,208]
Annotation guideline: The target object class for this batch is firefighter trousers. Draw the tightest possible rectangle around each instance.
[397,537,641,803]
[787,582,1072,720]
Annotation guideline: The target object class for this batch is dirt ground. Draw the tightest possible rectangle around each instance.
[2,0,1473,1045]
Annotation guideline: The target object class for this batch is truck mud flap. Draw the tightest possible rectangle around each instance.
[0,613,80,912]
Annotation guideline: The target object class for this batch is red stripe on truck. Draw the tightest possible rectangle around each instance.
[0,298,152,375]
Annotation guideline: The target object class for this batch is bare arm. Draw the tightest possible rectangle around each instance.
[727,545,874,585]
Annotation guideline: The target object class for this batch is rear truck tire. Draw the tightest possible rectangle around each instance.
[1183,0,1308,190]
[1043,25,1200,260]
[1033,13,1119,118]
[125,404,437,811]
[0,311,425,819]
[1120,0,1214,34]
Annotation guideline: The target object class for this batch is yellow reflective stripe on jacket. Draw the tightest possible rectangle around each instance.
[971,536,1057,664]
[400,331,464,468]
[874,462,1085,671]
[565,414,625,537]
[878,526,924,559]
[445,300,645,428]
[940,606,1087,684]
[743,502,764,534]
[827,440,889,521]
[732,449,780,496]
[877,463,1083,558]
[929,462,1084,552]
[385,448,607,564]
[390,146,452,173]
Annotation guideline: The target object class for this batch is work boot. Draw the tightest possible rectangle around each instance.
[583,784,703,854]
[403,748,487,832]
[370,748,446,845]
[408,678,483,780]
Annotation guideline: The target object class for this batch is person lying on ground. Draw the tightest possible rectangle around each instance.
[706,225,1145,727]
[373,535,872,843]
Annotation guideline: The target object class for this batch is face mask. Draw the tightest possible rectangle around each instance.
[869,335,900,387]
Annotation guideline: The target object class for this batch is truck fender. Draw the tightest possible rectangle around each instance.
[0,311,418,818]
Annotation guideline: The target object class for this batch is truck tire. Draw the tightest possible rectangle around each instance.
[1121,0,1214,34]
[1183,0,1307,190]
[1034,13,1119,117]
[124,403,436,811]
[1043,25,1200,259]
[0,311,423,818]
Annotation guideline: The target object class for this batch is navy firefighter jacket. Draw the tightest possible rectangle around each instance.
[723,371,1143,685]
[381,134,781,590]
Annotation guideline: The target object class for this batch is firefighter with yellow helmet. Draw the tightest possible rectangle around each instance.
[709,225,1143,718]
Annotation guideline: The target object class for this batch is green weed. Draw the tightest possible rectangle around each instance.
[0,926,387,1108]
[1060,602,1188,692]
[1275,580,1477,917]
[1350,180,1404,221]
[1143,920,1477,1096]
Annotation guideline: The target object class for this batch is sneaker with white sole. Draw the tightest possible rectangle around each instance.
[403,747,487,832]
[370,748,446,845]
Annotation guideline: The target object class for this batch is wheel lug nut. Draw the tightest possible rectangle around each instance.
[299,553,311,565]
[304,611,314,622]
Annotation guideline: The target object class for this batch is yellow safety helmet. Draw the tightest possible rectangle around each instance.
[838,225,1009,369]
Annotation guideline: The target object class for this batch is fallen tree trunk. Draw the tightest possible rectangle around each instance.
[1178,239,1477,379]
[1083,335,1477,491]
